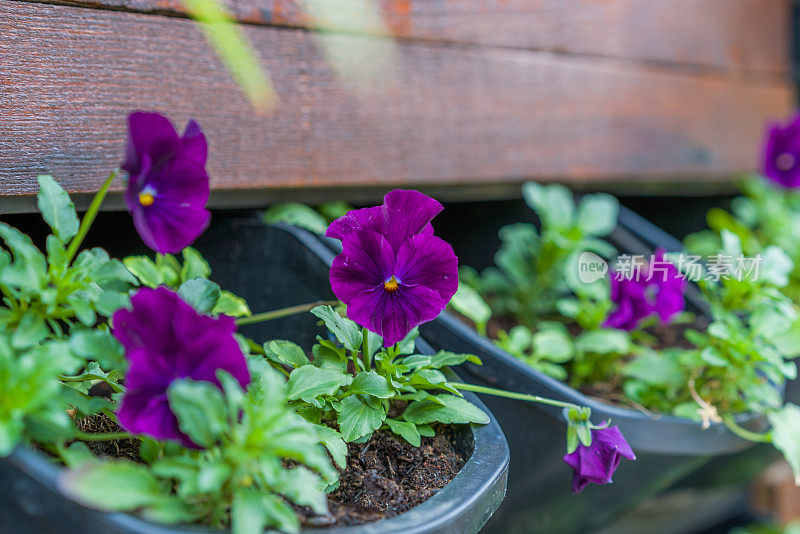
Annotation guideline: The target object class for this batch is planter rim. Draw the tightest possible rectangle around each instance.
[2,220,509,534]
[295,220,769,456]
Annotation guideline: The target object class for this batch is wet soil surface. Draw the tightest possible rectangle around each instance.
[301,425,469,528]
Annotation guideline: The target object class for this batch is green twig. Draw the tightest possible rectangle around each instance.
[66,169,119,264]
[73,431,133,442]
[235,300,339,326]
[722,415,772,443]
[452,382,584,411]
[362,327,371,371]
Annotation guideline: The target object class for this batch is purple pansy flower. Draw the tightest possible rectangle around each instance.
[122,112,211,254]
[327,190,458,346]
[563,426,636,493]
[112,287,249,447]
[603,249,685,331]
[762,114,800,188]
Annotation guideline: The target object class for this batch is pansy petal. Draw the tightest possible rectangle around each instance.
[382,189,443,247]
[395,233,458,301]
[135,202,210,254]
[123,111,180,175]
[594,426,636,460]
[345,283,443,346]
[147,158,210,207]
[181,119,208,167]
[330,231,395,303]
[326,206,385,240]
[118,389,180,441]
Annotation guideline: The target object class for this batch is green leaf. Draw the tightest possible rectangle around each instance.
[768,404,800,484]
[177,278,221,314]
[232,488,268,534]
[11,313,48,349]
[58,442,95,468]
[212,290,251,317]
[69,328,125,370]
[449,283,491,328]
[313,424,347,469]
[264,340,310,368]
[532,329,573,363]
[60,461,161,510]
[263,203,329,235]
[155,254,181,287]
[402,394,489,425]
[180,247,211,281]
[310,306,362,351]
[575,329,630,355]
[123,256,162,287]
[761,246,793,287]
[273,466,327,514]
[522,182,575,228]
[0,418,23,457]
[577,193,618,236]
[312,341,348,373]
[427,351,482,369]
[337,395,386,442]
[286,366,348,404]
[262,494,301,533]
[167,379,228,448]
[37,175,79,244]
[566,424,579,454]
[142,498,197,524]
[349,371,394,398]
[383,418,421,447]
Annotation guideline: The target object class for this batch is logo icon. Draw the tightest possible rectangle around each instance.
[577,252,608,284]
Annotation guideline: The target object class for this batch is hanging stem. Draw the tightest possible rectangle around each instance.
[235,300,339,326]
[722,415,772,443]
[72,431,133,442]
[452,382,584,411]
[66,168,119,265]
[362,327,371,371]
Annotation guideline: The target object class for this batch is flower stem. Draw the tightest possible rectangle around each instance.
[451,382,583,411]
[362,327,371,371]
[72,431,133,442]
[235,300,339,326]
[722,415,772,443]
[66,168,119,265]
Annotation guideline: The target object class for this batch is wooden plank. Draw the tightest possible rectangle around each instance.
[0,1,793,207]
[17,0,790,76]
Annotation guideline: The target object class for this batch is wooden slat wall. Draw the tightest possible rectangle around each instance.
[0,0,794,210]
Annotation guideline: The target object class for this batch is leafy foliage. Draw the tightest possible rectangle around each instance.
[268,305,488,449]
[61,366,335,534]
[123,248,251,317]
[467,183,618,330]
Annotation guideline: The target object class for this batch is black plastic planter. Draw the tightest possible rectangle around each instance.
[357,200,769,534]
[0,216,509,534]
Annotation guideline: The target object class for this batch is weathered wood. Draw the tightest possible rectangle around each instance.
[0,0,793,208]
[19,0,791,76]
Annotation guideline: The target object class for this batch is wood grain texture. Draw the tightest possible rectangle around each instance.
[0,0,794,206]
[18,0,791,76]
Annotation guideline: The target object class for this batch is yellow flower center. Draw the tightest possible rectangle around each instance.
[384,276,399,292]
[138,192,155,207]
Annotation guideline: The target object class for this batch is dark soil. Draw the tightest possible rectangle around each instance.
[71,412,142,462]
[300,425,469,528]
[71,412,468,529]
